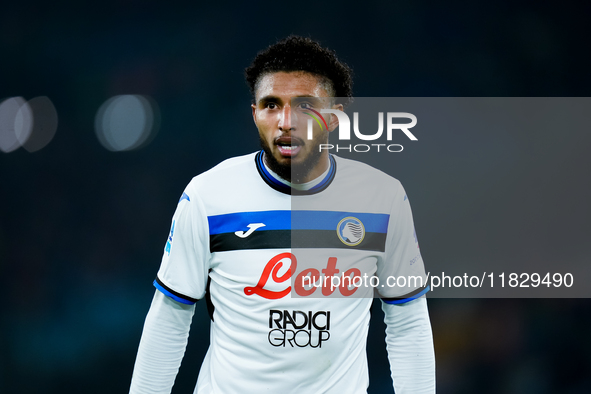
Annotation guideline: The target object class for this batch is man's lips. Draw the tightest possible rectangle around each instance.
[275,136,304,157]
[277,145,301,156]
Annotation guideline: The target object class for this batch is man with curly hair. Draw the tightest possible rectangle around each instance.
[130,36,435,393]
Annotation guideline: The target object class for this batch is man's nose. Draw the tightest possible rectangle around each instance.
[278,105,293,132]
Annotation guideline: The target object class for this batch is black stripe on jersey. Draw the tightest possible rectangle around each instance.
[211,230,291,251]
[205,276,215,322]
[210,229,386,252]
[154,276,199,304]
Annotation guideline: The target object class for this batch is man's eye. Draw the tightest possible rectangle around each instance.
[299,103,312,109]
[266,102,278,109]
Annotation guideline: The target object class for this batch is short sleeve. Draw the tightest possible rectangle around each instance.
[376,182,429,303]
[154,188,211,305]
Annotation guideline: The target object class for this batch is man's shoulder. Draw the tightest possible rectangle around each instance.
[186,152,258,187]
[206,151,258,174]
[332,155,403,190]
[176,152,260,202]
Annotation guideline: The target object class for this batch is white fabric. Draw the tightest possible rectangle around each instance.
[129,291,195,394]
[382,298,435,393]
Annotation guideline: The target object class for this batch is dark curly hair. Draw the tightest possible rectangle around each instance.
[245,35,353,103]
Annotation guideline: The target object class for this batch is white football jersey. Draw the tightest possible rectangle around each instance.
[154,151,428,393]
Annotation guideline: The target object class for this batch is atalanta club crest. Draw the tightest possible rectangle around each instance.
[336,217,365,246]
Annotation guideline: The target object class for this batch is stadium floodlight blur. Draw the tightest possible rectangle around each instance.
[0,96,58,153]
[94,95,159,152]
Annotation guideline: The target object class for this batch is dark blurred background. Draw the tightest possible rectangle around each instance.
[1,1,590,393]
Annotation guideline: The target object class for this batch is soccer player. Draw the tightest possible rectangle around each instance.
[129,36,435,393]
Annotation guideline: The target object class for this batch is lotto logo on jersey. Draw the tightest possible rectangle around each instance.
[268,310,331,348]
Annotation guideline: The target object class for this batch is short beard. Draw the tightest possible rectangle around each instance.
[259,136,323,184]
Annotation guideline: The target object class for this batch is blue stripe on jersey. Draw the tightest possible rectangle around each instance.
[292,211,389,232]
[382,285,430,304]
[153,280,196,305]
[208,211,289,234]
[208,210,389,235]
[178,192,190,203]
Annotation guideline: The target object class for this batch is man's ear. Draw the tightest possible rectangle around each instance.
[328,103,344,132]
[251,104,257,124]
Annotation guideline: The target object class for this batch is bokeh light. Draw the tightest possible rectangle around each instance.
[94,95,159,152]
[20,96,59,152]
[0,96,27,153]
[14,100,34,149]
[0,96,58,153]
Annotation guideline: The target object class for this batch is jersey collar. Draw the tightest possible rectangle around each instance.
[255,150,336,195]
